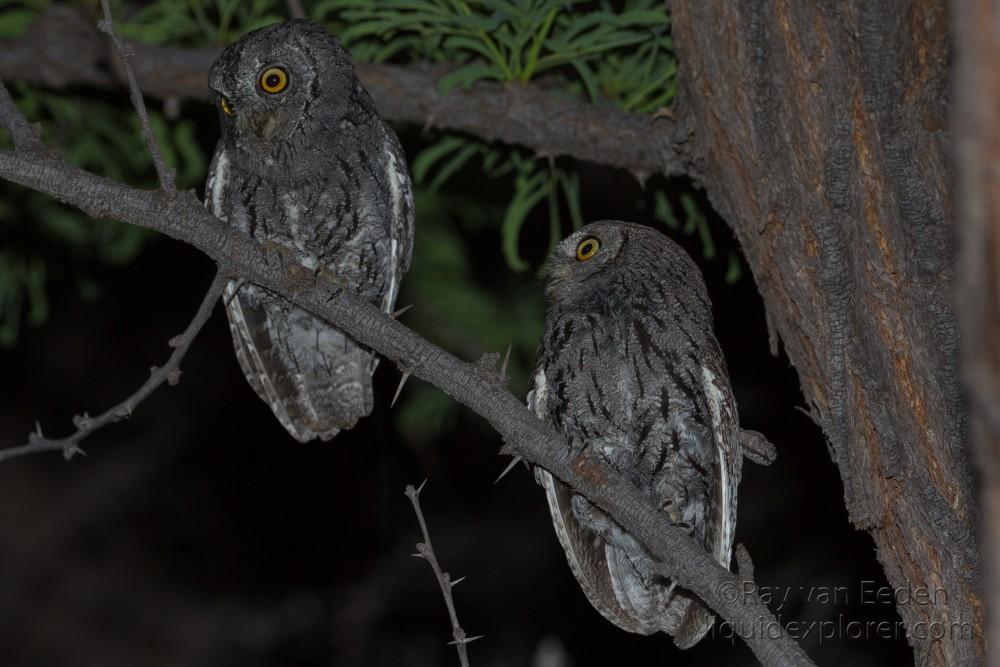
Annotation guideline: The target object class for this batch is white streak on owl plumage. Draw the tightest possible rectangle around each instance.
[702,365,734,566]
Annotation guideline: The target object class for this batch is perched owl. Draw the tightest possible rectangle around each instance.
[530,221,765,647]
[205,20,413,441]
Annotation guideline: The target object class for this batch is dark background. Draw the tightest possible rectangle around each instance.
[0,144,912,667]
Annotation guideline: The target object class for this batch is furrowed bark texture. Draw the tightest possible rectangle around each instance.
[668,1,981,664]
[953,0,1000,664]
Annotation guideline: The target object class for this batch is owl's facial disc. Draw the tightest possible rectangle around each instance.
[545,224,626,304]
[210,33,318,152]
[209,20,369,177]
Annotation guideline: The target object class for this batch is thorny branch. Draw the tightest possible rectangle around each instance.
[0,271,225,463]
[406,482,479,667]
[97,0,174,192]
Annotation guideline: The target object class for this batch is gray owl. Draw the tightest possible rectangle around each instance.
[530,221,770,646]
[205,20,414,441]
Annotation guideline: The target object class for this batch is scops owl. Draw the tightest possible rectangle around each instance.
[205,20,413,441]
[530,221,763,647]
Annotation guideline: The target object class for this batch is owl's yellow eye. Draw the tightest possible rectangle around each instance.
[576,237,600,261]
[220,97,234,116]
[259,66,289,94]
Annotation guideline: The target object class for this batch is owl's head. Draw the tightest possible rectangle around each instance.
[209,20,375,167]
[544,221,700,305]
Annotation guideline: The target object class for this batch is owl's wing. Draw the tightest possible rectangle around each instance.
[667,363,743,648]
[379,127,414,315]
[207,148,369,442]
[529,369,648,633]
[700,363,741,573]
[223,281,334,442]
[530,363,742,645]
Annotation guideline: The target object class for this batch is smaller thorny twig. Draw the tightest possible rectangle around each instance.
[98,0,175,192]
[0,0,214,464]
[406,482,482,667]
[0,272,226,463]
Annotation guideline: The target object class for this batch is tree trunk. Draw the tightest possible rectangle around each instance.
[953,1,1000,665]
[668,1,982,663]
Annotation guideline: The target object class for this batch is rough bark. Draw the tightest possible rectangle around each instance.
[668,1,981,664]
[953,1,1000,664]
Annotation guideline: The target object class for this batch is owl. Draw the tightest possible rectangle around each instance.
[529,221,755,647]
[205,20,413,441]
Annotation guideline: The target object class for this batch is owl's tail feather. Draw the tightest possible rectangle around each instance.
[225,282,374,442]
[603,540,715,645]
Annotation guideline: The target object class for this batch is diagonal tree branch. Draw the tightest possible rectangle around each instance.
[0,92,811,666]
[0,6,684,179]
[0,270,225,463]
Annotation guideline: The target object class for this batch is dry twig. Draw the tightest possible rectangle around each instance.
[406,482,480,666]
[0,272,225,462]
[97,0,174,192]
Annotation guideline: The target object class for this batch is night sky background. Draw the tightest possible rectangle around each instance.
[0,28,913,667]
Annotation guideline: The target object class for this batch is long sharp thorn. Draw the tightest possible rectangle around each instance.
[448,635,485,645]
[391,370,411,408]
[494,456,523,484]
[391,303,413,319]
[416,478,428,495]
[499,343,512,383]
[450,576,466,587]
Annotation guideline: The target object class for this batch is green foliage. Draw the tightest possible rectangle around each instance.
[117,0,285,46]
[314,0,674,111]
[0,249,47,346]
[0,0,49,38]
[396,189,544,441]
[0,81,208,345]
[413,138,582,272]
